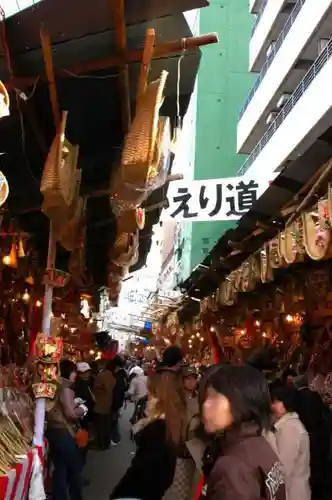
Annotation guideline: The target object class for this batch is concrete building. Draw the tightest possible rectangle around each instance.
[237,0,332,180]
[158,0,254,290]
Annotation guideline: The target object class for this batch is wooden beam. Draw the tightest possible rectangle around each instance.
[6,33,219,90]
[112,0,131,133]
[136,29,155,109]
[40,28,60,131]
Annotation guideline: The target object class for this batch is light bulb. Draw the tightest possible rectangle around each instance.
[22,290,30,302]
[254,320,261,327]
[35,300,42,308]
[285,314,293,323]
[210,326,215,332]
[2,255,10,265]
[196,333,200,338]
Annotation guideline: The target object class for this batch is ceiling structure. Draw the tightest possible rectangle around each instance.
[0,0,217,290]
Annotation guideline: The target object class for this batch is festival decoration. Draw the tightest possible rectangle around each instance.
[0,171,9,207]
[32,333,63,400]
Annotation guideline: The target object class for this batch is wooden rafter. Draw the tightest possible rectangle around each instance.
[136,28,155,110]
[112,0,131,133]
[7,33,218,90]
[40,28,60,131]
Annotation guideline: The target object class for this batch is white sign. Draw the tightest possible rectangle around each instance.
[163,175,275,222]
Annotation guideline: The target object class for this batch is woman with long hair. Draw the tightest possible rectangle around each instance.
[202,364,286,500]
[110,371,178,500]
[160,369,198,500]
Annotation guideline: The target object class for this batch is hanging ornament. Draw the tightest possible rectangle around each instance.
[25,275,35,285]
[0,170,9,206]
[2,241,17,267]
[0,81,9,118]
[18,238,25,258]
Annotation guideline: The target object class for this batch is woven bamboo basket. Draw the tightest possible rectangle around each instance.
[279,219,305,264]
[56,171,84,252]
[260,243,274,283]
[110,72,168,212]
[110,231,139,268]
[302,199,332,260]
[41,111,79,222]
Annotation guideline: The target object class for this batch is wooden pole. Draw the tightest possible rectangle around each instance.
[6,33,219,90]
[40,28,60,131]
[112,0,131,133]
[136,29,155,109]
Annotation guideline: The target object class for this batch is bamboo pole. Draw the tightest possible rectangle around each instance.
[112,0,131,133]
[6,33,219,90]
[40,28,60,131]
[136,29,155,108]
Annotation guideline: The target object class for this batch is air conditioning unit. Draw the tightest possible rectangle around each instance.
[318,38,329,55]
[276,93,291,109]
[266,111,278,126]
[266,42,276,58]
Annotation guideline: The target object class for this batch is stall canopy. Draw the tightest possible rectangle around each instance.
[0,0,215,287]
[178,133,332,318]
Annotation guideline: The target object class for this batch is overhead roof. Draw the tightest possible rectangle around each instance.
[0,0,212,287]
[179,134,332,302]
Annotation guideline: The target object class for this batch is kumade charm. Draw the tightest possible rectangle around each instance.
[32,333,63,400]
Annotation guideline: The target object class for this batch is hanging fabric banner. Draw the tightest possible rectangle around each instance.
[162,175,275,222]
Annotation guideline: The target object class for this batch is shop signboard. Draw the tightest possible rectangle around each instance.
[163,175,276,222]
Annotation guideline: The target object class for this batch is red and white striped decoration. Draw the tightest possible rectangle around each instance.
[0,452,33,500]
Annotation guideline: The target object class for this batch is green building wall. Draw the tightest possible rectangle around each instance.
[185,0,255,276]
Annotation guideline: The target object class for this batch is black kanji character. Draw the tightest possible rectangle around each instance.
[170,187,198,218]
[226,180,258,216]
[199,185,209,209]
[208,183,223,217]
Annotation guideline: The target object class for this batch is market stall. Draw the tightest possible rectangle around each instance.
[0,0,219,496]
[159,158,332,376]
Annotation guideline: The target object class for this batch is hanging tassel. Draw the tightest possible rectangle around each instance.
[171,116,183,154]
[18,238,25,258]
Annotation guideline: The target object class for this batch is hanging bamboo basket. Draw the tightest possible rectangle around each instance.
[56,170,84,252]
[111,72,168,212]
[302,198,332,260]
[110,231,139,268]
[41,112,79,223]
[260,243,273,283]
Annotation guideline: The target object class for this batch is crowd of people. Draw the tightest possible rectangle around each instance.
[44,345,332,500]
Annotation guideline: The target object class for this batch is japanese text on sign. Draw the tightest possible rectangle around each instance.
[163,176,273,222]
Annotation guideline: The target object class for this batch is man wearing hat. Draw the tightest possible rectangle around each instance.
[75,362,95,432]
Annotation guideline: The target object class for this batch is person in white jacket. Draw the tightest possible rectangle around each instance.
[271,383,311,500]
[128,366,148,403]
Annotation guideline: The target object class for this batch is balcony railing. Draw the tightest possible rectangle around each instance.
[238,37,332,175]
[252,0,268,34]
[239,0,306,119]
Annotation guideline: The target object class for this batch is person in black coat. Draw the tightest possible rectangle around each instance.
[109,356,128,445]
[110,372,181,500]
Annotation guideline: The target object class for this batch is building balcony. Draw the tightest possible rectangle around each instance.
[238,38,332,179]
[250,0,265,14]
[250,0,296,72]
[238,0,332,154]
